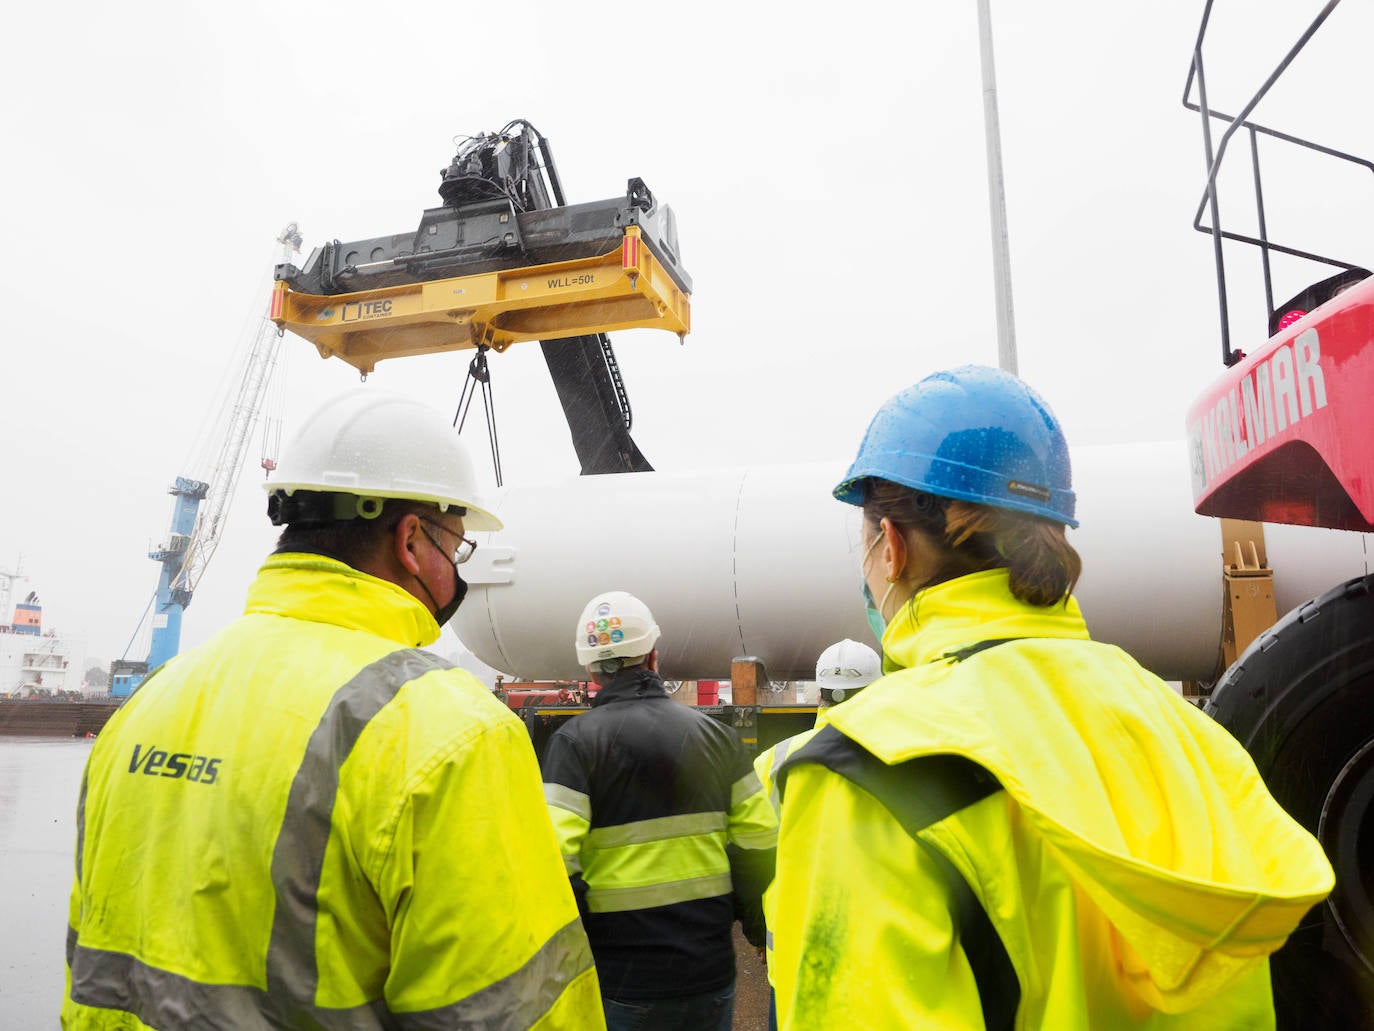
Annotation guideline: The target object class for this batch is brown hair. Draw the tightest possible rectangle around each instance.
[862,480,1081,607]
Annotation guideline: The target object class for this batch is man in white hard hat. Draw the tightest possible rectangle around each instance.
[541,590,778,1031]
[813,637,882,708]
[64,390,604,1030]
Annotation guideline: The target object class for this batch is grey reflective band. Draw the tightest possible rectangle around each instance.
[544,782,592,822]
[68,649,465,1027]
[731,770,764,808]
[266,649,451,1010]
[68,920,594,1031]
[587,871,734,913]
[586,810,726,849]
[74,768,88,887]
[394,918,593,1030]
[67,935,393,1029]
[767,739,795,810]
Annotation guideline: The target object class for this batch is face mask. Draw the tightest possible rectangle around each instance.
[862,578,888,645]
[417,525,470,627]
[860,530,896,646]
[431,571,467,627]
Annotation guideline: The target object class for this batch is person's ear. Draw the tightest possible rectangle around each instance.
[880,517,908,583]
[646,649,659,673]
[394,513,425,577]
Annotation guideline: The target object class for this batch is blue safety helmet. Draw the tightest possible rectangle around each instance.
[834,365,1077,527]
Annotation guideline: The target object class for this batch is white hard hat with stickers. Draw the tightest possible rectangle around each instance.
[815,638,881,704]
[574,591,661,667]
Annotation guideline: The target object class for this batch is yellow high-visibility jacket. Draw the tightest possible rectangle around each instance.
[63,554,604,1030]
[753,709,832,990]
[771,569,1333,1030]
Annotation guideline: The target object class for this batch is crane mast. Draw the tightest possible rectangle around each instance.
[112,225,299,697]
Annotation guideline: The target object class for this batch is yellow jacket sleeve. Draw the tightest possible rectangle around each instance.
[369,696,604,1027]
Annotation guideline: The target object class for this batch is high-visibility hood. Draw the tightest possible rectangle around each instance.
[831,569,1334,1013]
[246,553,442,648]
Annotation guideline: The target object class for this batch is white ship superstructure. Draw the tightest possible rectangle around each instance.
[0,570,86,696]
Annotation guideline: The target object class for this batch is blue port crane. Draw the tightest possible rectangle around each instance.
[111,224,301,697]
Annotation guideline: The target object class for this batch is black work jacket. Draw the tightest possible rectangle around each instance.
[540,668,775,1000]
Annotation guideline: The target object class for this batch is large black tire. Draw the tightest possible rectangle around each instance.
[1206,574,1374,1029]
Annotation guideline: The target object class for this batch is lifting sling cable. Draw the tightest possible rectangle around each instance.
[453,344,503,487]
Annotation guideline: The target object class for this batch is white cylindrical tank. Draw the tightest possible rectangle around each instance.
[453,442,1372,682]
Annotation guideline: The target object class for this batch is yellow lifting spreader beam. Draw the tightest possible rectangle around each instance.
[269,226,690,376]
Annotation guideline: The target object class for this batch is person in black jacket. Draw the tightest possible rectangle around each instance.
[542,590,778,1031]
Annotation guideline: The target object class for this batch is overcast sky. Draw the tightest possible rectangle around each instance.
[3,0,1370,670]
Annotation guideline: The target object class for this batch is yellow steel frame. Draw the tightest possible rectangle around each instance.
[1219,518,1278,668]
[269,226,690,375]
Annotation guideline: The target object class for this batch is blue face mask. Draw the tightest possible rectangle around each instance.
[862,578,887,646]
[860,530,893,647]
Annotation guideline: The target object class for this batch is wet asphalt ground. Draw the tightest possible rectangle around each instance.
[734,925,771,1031]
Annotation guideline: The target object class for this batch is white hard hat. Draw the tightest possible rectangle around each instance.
[266,389,502,530]
[815,639,881,703]
[575,590,661,667]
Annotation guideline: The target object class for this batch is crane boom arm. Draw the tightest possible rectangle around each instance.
[170,316,285,598]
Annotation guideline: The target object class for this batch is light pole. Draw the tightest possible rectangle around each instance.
[978,0,1018,374]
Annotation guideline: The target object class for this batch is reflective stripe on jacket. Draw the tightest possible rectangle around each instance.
[541,668,777,1001]
[770,568,1333,1031]
[63,553,603,1030]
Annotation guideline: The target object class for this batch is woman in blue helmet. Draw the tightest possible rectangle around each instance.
[767,365,1333,1030]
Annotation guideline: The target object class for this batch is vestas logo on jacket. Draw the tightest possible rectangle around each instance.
[1189,327,1328,489]
[128,744,223,784]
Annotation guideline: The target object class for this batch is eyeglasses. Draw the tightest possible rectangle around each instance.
[418,517,478,565]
